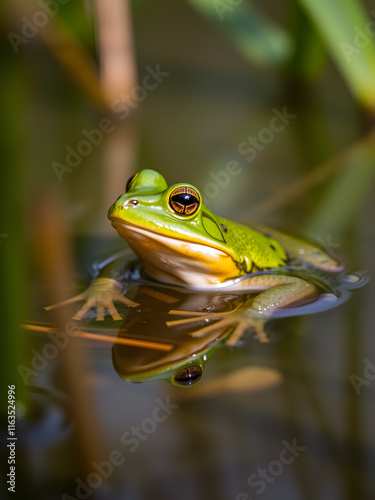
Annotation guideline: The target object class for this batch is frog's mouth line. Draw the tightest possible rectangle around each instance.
[110,218,231,258]
[109,218,240,286]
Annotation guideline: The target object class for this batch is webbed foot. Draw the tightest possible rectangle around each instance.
[166,307,269,345]
[44,277,139,321]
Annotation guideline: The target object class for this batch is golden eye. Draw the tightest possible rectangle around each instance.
[174,365,202,386]
[169,186,200,216]
[126,172,139,192]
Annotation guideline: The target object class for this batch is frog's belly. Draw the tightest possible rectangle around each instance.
[113,223,239,286]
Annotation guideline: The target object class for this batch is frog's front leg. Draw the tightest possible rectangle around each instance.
[44,252,139,321]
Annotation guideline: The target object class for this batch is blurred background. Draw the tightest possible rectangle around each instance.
[1,0,375,499]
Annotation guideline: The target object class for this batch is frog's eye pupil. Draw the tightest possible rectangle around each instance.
[169,186,200,216]
[174,365,202,386]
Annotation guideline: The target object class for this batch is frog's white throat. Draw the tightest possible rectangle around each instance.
[111,220,238,286]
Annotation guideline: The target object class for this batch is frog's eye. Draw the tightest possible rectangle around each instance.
[126,172,139,192]
[173,365,202,386]
[169,186,200,216]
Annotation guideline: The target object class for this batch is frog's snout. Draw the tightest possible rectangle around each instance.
[107,203,116,220]
[108,197,140,220]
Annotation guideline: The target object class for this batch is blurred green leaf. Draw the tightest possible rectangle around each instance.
[287,3,327,79]
[307,133,375,237]
[187,0,293,67]
[298,0,375,110]
[0,50,29,412]
[245,132,375,221]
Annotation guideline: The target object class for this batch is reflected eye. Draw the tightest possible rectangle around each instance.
[126,172,139,192]
[174,365,202,386]
[169,186,200,216]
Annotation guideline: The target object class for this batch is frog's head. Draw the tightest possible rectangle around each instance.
[113,348,207,387]
[108,169,238,286]
[112,321,229,387]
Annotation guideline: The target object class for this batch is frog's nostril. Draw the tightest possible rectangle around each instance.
[123,199,139,207]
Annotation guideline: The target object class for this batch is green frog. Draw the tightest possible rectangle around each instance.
[46,169,346,384]
[49,168,343,320]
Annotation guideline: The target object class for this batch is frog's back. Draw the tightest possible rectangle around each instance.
[220,218,287,273]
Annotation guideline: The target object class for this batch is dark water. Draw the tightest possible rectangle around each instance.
[13,226,375,500]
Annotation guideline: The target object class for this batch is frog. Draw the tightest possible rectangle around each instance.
[46,168,343,348]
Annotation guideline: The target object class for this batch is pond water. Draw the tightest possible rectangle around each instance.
[2,2,375,499]
[20,225,374,500]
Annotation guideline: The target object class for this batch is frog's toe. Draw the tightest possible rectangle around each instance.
[252,323,269,343]
[72,298,96,320]
[114,294,139,308]
[225,323,248,346]
[166,310,217,327]
[104,301,122,321]
[44,293,86,311]
[189,322,220,338]
[189,316,232,338]
[96,304,105,321]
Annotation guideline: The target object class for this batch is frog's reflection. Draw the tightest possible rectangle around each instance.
[111,270,365,387]
[112,282,247,387]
